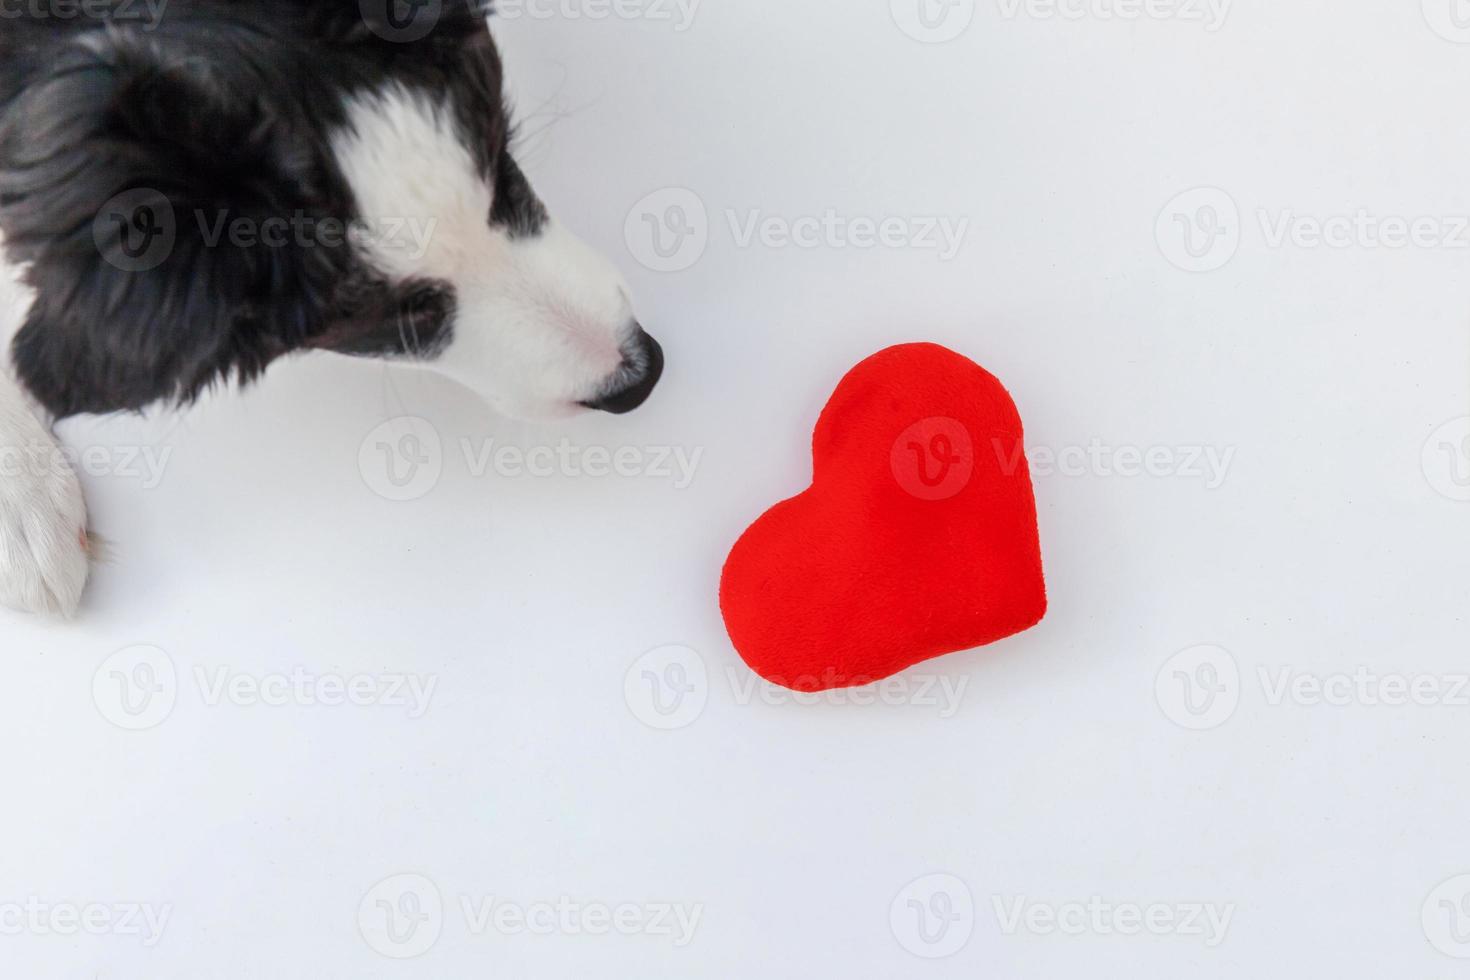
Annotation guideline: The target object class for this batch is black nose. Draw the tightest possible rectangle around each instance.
[582,329,665,415]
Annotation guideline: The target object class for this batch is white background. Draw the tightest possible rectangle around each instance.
[4,1,1470,977]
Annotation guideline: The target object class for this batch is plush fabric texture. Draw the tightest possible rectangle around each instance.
[720,342,1047,692]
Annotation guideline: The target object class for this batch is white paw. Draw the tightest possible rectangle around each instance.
[0,445,90,618]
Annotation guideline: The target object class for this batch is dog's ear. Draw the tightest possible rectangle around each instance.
[0,33,350,417]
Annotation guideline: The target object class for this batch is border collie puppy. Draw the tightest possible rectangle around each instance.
[0,0,664,616]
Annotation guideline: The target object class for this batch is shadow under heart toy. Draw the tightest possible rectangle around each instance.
[719,343,1047,692]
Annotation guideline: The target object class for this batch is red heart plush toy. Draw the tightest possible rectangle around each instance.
[719,343,1046,692]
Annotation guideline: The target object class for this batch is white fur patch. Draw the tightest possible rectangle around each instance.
[0,239,90,617]
[0,241,31,350]
[330,85,636,420]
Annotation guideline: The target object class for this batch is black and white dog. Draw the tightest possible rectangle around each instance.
[0,0,664,616]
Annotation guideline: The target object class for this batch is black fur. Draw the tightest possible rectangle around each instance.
[0,0,546,417]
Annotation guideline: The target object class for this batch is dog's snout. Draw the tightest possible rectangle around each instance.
[582,327,664,415]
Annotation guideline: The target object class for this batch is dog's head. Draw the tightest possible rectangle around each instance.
[0,0,661,420]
